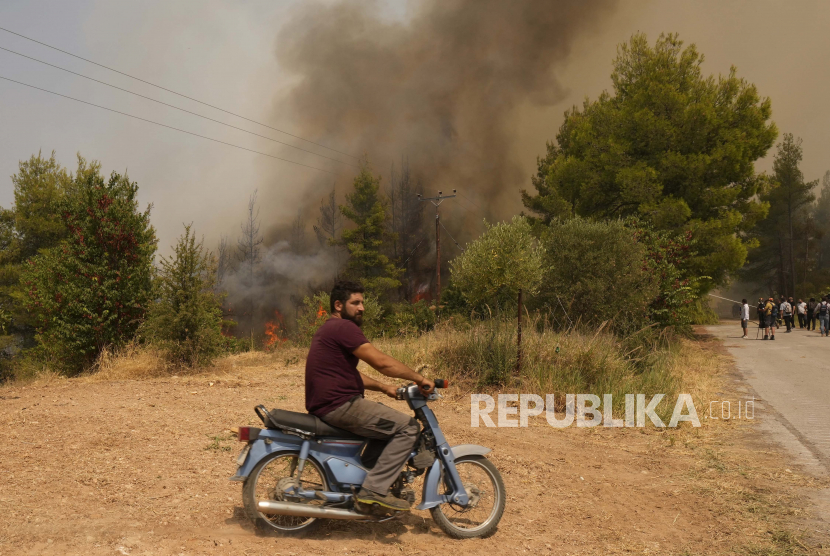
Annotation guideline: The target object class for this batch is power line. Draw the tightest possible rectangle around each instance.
[0,45,358,169]
[400,236,426,269]
[0,25,357,160]
[457,189,488,215]
[439,220,464,252]
[452,195,489,233]
[0,75,339,175]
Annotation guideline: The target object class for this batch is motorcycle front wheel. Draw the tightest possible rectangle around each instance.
[430,454,506,538]
[242,451,329,536]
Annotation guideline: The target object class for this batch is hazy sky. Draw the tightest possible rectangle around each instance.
[1,1,828,254]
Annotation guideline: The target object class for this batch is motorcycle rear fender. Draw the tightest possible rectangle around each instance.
[416,444,491,510]
[228,429,305,481]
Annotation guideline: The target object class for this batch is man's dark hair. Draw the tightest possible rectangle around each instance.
[330,280,365,314]
[811,297,815,302]
[742,299,747,304]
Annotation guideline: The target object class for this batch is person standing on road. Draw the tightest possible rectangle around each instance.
[757,298,766,336]
[797,298,807,329]
[740,299,750,339]
[817,297,830,337]
[764,297,776,340]
[781,297,793,332]
[807,298,818,330]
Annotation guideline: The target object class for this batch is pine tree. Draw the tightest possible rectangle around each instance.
[522,33,778,291]
[142,224,224,366]
[0,151,73,333]
[339,161,402,297]
[743,134,817,295]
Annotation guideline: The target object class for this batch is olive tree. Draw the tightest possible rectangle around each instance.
[450,216,544,372]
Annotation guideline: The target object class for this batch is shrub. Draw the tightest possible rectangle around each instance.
[629,219,700,327]
[140,225,225,367]
[538,218,657,332]
[384,300,437,337]
[21,168,156,374]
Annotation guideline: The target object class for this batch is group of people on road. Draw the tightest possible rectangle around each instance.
[740,296,830,339]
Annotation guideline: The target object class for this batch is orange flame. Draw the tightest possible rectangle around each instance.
[264,309,288,351]
[317,304,328,319]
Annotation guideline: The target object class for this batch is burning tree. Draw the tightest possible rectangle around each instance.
[263,309,288,351]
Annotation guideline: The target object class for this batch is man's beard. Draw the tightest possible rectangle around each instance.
[342,311,364,327]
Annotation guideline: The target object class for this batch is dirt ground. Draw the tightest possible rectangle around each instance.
[1,336,828,555]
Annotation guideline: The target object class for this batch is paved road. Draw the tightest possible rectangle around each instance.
[705,322,830,472]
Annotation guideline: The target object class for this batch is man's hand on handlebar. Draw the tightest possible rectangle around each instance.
[417,377,435,394]
[382,384,398,399]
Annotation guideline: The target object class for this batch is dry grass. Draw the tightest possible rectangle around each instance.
[68,341,311,383]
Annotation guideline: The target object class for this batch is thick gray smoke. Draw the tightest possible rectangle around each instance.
[224,0,619,335]
[275,0,618,229]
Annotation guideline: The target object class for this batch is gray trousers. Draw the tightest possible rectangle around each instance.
[321,396,419,493]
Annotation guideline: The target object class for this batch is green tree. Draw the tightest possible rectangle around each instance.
[0,151,74,331]
[450,216,544,311]
[141,224,225,366]
[522,33,777,291]
[339,161,401,297]
[813,171,830,270]
[21,161,157,373]
[743,135,818,296]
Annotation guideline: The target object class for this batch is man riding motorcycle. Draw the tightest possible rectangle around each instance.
[305,280,435,512]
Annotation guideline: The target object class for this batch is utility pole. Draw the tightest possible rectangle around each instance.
[418,189,456,303]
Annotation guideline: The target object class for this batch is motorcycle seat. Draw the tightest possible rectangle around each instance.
[264,407,363,440]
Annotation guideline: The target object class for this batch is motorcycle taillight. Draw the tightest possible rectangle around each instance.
[238,426,261,442]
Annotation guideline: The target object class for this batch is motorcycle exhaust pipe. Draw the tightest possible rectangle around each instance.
[257,500,366,520]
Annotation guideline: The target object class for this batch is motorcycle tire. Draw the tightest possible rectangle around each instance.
[430,454,506,539]
[242,450,328,537]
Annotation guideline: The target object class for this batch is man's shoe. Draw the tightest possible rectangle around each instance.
[771,335,775,340]
[355,488,410,512]
[763,335,768,340]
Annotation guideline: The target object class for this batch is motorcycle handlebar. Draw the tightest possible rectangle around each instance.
[396,379,449,400]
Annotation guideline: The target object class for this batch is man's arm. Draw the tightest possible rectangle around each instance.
[360,371,397,399]
[353,343,435,393]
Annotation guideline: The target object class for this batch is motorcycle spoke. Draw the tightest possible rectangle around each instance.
[253,454,328,531]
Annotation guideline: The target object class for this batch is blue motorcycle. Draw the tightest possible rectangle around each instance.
[230,379,505,538]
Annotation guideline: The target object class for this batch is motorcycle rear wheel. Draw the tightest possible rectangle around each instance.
[430,455,505,539]
[242,450,329,536]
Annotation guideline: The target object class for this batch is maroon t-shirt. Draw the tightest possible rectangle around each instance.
[305,318,370,416]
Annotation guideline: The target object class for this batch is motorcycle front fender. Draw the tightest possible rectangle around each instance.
[416,444,491,510]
